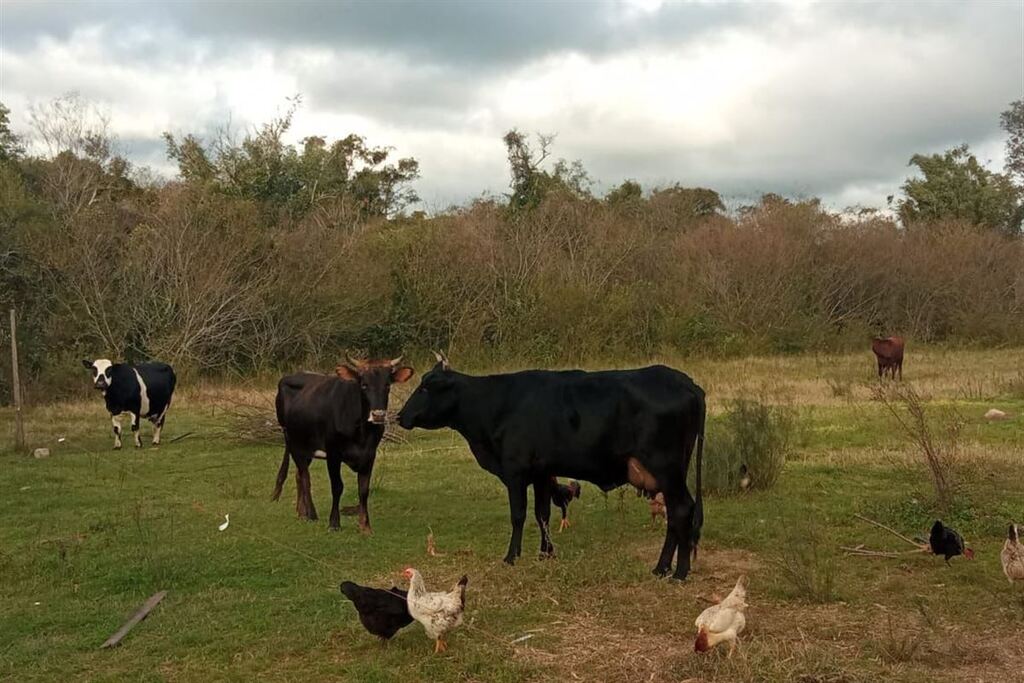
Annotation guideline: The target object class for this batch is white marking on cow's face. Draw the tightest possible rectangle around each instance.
[89,359,114,391]
[134,370,150,416]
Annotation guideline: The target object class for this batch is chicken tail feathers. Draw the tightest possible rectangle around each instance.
[456,575,469,607]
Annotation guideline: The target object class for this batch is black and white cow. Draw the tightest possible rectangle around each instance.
[81,359,177,449]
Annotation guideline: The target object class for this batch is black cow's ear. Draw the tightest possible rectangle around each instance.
[81,359,93,369]
[335,365,360,382]
[392,366,414,383]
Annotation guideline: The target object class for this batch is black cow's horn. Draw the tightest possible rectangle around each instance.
[433,350,450,369]
[389,355,403,368]
[345,353,363,369]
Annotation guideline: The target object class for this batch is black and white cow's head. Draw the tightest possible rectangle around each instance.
[82,359,114,391]
[335,356,415,425]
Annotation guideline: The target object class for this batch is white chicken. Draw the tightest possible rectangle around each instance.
[694,576,748,656]
[403,567,468,653]
[1002,524,1024,584]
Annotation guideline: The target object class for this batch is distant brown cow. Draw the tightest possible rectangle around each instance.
[871,336,904,380]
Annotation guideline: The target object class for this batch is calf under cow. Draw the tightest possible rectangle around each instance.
[272,357,414,532]
[397,353,706,581]
[82,359,176,449]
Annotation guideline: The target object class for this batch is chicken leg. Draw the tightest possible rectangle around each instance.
[559,516,570,532]
[434,637,448,653]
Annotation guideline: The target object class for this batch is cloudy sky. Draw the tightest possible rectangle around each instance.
[1,0,1021,210]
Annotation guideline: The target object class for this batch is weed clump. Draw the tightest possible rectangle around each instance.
[772,518,839,603]
[704,397,795,494]
[871,383,964,512]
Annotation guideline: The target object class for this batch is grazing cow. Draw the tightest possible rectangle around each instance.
[397,352,706,581]
[871,336,905,380]
[81,359,176,449]
[272,356,414,532]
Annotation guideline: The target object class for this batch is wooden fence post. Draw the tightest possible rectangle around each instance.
[10,308,25,451]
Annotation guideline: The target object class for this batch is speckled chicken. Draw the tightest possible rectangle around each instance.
[649,492,666,524]
[694,576,748,656]
[1002,524,1024,584]
[403,568,468,653]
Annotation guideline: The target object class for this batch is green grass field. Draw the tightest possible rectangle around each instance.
[2,349,1023,682]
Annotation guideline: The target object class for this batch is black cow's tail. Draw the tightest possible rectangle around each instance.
[690,396,706,561]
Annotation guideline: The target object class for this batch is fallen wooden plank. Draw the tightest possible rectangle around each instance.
[101,590,167,649]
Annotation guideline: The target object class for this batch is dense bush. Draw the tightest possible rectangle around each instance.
[2,98,1024,403]
[703,398,796,494]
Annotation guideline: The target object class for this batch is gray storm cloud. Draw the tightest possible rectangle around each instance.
[1,0,1019,209]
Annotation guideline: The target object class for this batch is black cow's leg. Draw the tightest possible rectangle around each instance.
[111,414,123,450]
[532,477,555,557]
[504,479,528,565]
[271,447,289,501]
[327,456,344,531]
[356,470,372,534]
[293,456,305,517]
[305,466,318,521]
[130,412,142,448]
[294,455,317,521]
[653,507,679,577]
[668,490,697,581]
[152,407,167,445]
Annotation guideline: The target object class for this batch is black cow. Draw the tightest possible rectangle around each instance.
[81,359,176,449]
[397,352,706,581]
[271,356,414,532]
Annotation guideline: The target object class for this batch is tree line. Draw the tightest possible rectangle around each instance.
[1,95,1022,402]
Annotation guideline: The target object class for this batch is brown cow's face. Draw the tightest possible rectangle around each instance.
[336,358,414,425]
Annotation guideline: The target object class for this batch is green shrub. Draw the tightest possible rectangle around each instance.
[703,398,795,494]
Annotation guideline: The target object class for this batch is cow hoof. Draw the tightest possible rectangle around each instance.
[670,571,690,582]
[538,550,555,560]
[503,555,516,566]
[359,526,373,536]
[652,565,672,578]
[114,445,122,451]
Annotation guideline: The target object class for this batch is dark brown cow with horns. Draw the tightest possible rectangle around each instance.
[271,355,414,532]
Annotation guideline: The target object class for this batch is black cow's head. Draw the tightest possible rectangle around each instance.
[82,358,114,391]
[397,351,458,431]
[335,355,414,425]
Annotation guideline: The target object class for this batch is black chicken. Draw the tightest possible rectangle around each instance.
[928,520,974,564]
[551,478,582,531]
[339,581,413,642]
